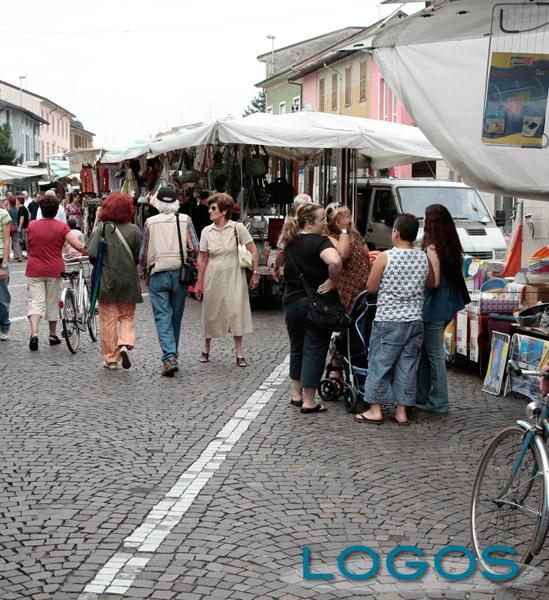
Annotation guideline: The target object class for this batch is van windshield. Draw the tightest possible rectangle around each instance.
[396,187,492,223]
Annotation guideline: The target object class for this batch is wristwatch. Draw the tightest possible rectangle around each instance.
[253,269,259,275]
[340,229,348,234]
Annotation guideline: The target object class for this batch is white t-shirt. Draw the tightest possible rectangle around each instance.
[37,205,67,223]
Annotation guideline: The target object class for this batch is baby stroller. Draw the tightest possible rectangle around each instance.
[318,290,377,412]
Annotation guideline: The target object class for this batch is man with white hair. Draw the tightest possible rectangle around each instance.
[36,190,67,223]
[292,193,313,213]
[139,187,199,377]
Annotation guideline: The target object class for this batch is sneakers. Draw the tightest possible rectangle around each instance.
[0,332,9,341]
[103,362,118,370]
[119,346,131,369]
[162,358,179,377]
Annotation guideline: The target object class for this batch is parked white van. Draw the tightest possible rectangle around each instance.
[354,179,507,260]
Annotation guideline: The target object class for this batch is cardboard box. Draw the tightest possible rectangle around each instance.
[524,283,549,307]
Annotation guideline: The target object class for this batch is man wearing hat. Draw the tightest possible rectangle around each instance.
[139,187,199,377]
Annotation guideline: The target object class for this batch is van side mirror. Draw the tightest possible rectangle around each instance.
[495,209,506,228]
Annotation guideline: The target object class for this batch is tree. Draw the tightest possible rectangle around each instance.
[0,123,20,165]
[242,89,266,116]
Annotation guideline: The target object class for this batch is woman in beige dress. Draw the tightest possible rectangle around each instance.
[195,193,259,367]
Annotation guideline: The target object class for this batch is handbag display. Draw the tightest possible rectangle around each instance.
[243,147,268,177]
[175,214,197,285]
[235,224,253,271]
[285,247,350,332]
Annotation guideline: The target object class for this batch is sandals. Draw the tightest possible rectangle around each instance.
[29,335,38,351]
[236,356,247,368]
[199,352,209,363]
[290,398,303,407]
[355,413,384,425]
[392,417,410,426]
[48,335,62,346]
[300,403,327,414]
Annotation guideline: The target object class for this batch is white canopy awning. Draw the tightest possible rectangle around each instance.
[0,165,48,181]
[149,112,441,169]
[101,140,153,164]
[371,0,549,200]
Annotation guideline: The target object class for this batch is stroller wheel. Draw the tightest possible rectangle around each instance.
[318,379,339,402]
[331,377,345,398]
[344,386,359,413]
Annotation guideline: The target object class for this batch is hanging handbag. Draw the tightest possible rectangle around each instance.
[285,247,350,332]
[175,214,197,285]
[235,224,253,271]
[243,146,268,177]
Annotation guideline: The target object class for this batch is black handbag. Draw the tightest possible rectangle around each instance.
[175,214,197,285]
[285,248,350,332]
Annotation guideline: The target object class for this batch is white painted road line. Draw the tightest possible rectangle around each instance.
[79,355,289,598]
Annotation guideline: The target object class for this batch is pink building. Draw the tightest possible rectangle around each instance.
[39,101,74,162]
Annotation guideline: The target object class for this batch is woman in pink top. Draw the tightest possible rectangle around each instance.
[26,194,85,351]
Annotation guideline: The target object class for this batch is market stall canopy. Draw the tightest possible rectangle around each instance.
[49,160,71,182]
[101,139,153,164]
[371,0,549,200]
[65,148,105,172]
[150,112,441,168]
[0,165,48,181]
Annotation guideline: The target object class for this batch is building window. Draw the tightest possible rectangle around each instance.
[291,96,301,112]
[344,67,352,107]
[392,93,398,122]
[331,73,338,111]
[46,142,50,158]
[319,78,325,112]
[266,105,273,114]
[379,77,386,120]
[279,101,286,114]
[41,141,44,161]
[359,61,367,102]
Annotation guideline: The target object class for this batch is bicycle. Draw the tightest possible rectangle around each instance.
[60,256,98,353]
[470,361,549,571]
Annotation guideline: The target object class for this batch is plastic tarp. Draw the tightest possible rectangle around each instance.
[150,112,441,168]
[371,0,549,200]
[0,165,48,181]
[101,139,152,164]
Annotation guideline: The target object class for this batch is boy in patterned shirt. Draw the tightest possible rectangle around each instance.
[355,213,429,425]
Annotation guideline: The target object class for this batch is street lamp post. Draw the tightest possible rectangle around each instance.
[267,35,275,76]
[18,75,26,162]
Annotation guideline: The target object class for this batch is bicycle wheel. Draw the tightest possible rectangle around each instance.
[470,424,547,569]
[61,288,80,354]
[82,284,98,342]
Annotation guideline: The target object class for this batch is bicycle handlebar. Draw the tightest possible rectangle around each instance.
[508,360,549,379]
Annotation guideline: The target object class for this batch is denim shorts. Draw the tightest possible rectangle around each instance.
[364,320,424,406]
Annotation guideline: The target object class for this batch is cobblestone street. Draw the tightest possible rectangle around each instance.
[1,265,548,600]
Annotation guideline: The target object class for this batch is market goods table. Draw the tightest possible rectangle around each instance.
[0,266,548,600]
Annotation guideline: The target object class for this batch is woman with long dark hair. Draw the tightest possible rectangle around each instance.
[417,204,467,413]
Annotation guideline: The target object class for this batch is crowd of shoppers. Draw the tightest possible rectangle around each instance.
[0,183,468,413]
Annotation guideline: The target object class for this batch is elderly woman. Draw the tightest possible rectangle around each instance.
[195,193,259,367]
[86,193,142,370]
[281,203,342,413]
[25,195,86,350]
[139,187,199,377]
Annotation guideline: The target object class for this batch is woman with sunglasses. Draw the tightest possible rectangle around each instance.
[195,193,259,367]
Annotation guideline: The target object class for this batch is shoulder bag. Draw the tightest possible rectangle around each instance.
[285,245,350,332]
[175,214,197,285]
[235,223,253,271]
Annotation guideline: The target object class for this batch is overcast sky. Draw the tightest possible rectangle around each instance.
[1,0,423,148]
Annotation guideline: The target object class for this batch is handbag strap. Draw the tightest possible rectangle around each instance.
[234,222,241,246]
[175,213,186,264]
[110,223,135,262]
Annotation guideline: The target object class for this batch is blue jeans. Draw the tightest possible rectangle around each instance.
[417,321,448,413]
[0,270,10,334]
[364,320,424,406]
[284,297,332,389]
[149,270,187,364]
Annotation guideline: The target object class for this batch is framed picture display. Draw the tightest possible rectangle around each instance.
[469,314,480,363]
[456,311,468,356]
[505,334,549,400]
[482,332,511,396]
